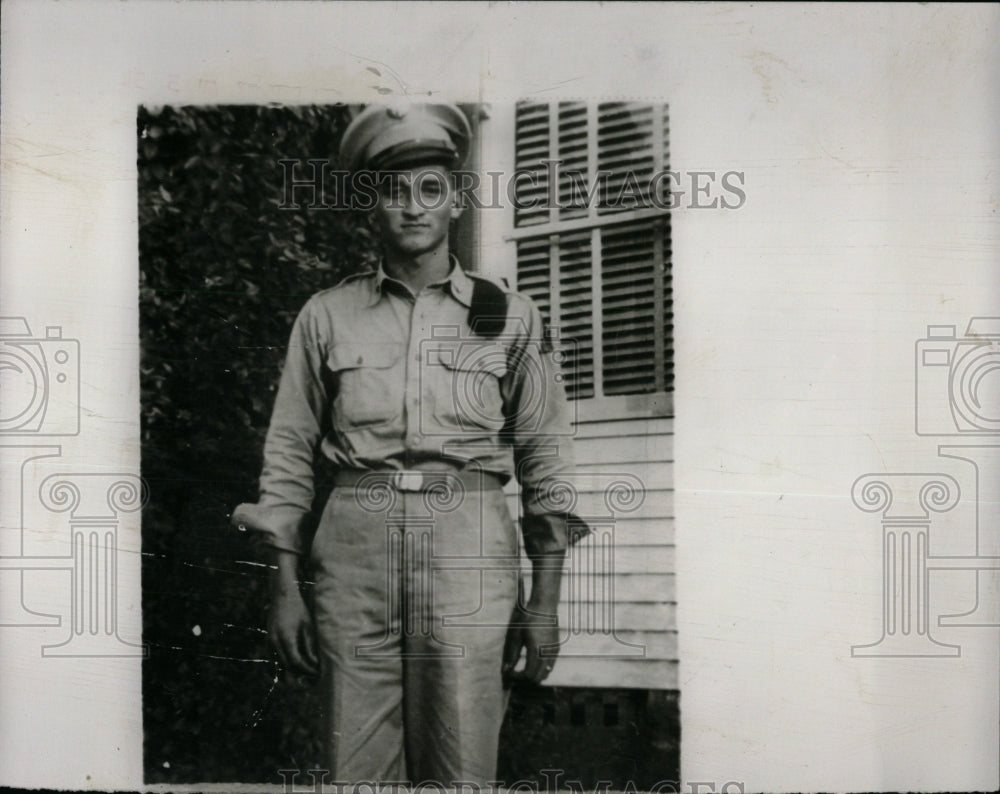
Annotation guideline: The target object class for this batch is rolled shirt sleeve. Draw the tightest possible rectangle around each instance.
[233,298,329,555]
[503,296,589,559]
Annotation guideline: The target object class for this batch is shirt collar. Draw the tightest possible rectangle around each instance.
[369,255,473,308]
[445,257,474,308]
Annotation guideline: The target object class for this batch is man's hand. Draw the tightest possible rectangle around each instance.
[502,550,565,685]
[267,549,319,677]
[502,601,560,685]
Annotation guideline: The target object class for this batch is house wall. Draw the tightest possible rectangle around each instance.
[507,412,676,690]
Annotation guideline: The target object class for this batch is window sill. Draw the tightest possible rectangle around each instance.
[572,391,673,425]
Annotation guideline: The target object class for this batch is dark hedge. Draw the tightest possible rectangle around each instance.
[139,104,371,782]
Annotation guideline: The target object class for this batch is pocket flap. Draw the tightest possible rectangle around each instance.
[434,343,508,377]
[328,342,402,371]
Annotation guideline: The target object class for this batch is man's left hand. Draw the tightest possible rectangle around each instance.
[502,598,561,685]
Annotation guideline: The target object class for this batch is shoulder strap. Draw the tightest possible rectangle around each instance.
[334,269,374,288]
[467,276,508,338]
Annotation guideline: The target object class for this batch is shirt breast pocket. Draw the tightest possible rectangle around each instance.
[327,342,404,431]
[432,342,509,432]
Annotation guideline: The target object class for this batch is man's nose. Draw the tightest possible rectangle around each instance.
[401,191,424,216]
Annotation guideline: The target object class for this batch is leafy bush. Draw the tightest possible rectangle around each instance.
[139,104,374,782]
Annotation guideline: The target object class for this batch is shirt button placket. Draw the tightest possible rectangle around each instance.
[407,293,428,450]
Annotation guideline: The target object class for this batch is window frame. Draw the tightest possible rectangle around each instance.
[478,102,674,423]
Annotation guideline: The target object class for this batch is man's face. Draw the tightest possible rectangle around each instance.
[371,164,463,259]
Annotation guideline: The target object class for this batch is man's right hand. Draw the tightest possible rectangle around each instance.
[267,549,319,677]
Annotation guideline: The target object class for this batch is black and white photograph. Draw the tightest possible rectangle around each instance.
[1,3,998,792]
[138,99,679,787]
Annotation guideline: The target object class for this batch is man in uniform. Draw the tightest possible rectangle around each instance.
[233,101,579,785]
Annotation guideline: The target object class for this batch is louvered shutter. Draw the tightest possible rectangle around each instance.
[600,219,672,394]
[597,102,657,214]
[557,102,589,221]
[514,101,673,402]
[557,231,596,399]
[513,103,551,228]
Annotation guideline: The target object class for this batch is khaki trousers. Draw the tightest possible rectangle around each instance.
[310,479,519,784]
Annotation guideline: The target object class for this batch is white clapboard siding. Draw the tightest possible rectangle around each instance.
[557,630,677,660]
[589,517,675,547]
[595,544,674,572]
[594,600,676,631]
[505,494,674,527]
[522,572,675,604]
[573,430,673,463]
[508,414,676,688]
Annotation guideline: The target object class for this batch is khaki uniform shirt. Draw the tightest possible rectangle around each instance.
[250,261,577,558]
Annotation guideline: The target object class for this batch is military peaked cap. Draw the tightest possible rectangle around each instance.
[339,100,472,172]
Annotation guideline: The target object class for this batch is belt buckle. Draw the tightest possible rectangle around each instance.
[392,470,424,492]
